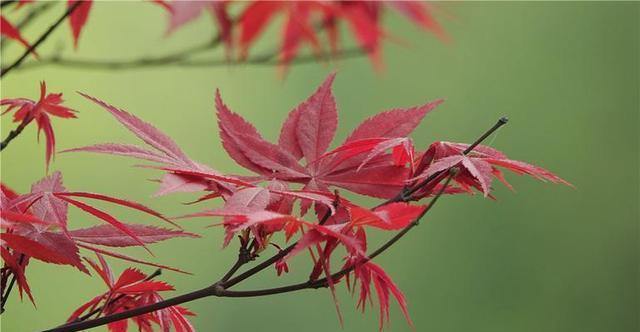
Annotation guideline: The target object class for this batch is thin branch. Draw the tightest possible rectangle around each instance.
[0,1,82,78]
[69,269,162,324]
[220,239,254,283]
[0,1,57,49]
[15,47,365,72]
[209,172,458,298]
[221,192,340,288]
[45,118,507,332]
[0,118,29,151]
[386,116,510,204]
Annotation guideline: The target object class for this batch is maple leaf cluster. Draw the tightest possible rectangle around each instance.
[60,73,567,329]
[67,254,194,332]
[2,0,446,71]
[0,171,196,317]
[1,82,76,168]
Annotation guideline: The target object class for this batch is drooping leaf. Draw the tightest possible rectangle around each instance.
[68,0,93,48]
[69,224,198,247]
[0,15,36,55]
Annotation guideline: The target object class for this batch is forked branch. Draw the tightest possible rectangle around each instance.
[44,117,508,332]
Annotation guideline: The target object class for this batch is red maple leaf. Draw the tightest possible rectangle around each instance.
[63,72,569,330]
[67,0,93,48]
[1,172,196,306]
[68,253,195,332]
[1,82,76,169]
[0,15,36,56]
[216,73,442,202]
[410,141,571,198]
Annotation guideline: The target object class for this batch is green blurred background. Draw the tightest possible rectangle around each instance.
[1,2,638,332]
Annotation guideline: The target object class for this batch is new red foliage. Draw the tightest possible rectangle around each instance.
[64,73,566,329]
[68,254,195,332]
[0,82,76,168]
[0,172,196,306]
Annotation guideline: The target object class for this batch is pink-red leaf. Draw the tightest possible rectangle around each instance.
[291,73,338,166]
[0,15,36,55]
[79,92,191,164]
[68,0,93,48]
[345,99,443,143]
[78,243,190,275]
[55,195,149,250]
[69,224,198,247]
[1,232,86,273]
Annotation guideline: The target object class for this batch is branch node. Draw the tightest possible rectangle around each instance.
[210,282,226,296]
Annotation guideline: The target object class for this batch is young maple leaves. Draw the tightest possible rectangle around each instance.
[68,254,194,332]
[0,172,196,308]
[216,74,443,200]
[0,82,76,167]
[67,73,566,329]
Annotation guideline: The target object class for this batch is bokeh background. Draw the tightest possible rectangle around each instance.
[1,2,638,332]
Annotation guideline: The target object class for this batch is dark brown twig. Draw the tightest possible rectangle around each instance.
[15,47,364,72]
[0,1,82,78]
[0,2,56,49]
[0,119,29,151]
[71,269,162,324]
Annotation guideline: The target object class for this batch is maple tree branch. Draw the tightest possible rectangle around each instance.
[0,1,81,78]
[388,116,510,204]
[45,118,507,332]
[220,239,254,283]
[0,2,56,50]
[0,119,29,151]
[220,192,341,288]
[16,35,222,71]
[44,169,458,332]
[0,274,17,314]
[219,171,458,298]
[15,47,365,72]
[68,269,163,324]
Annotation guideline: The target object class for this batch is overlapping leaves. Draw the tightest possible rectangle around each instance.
[68,253,195,332]
[66,73,567,329]
[3,1,446,73]
[1,81,76,168]
[0,172,196,306]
